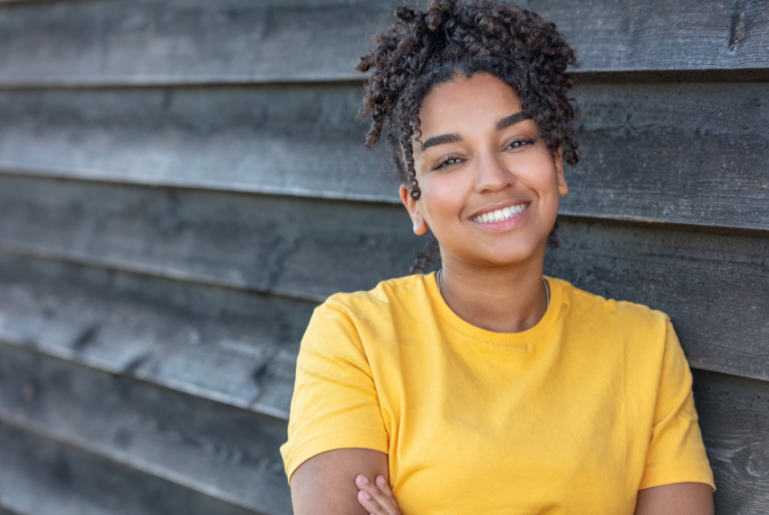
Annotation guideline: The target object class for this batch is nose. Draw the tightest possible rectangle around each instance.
[474,151,514,193]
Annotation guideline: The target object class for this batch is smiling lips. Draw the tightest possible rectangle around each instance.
[472,203,528,224]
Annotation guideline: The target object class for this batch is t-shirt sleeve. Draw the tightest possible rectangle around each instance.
[280,303,389,483]
[638,318,716,492]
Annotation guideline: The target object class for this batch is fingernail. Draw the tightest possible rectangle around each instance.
[363,492,371,500]
[361,476,369,484]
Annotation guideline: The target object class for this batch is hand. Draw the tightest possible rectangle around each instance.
[355,474,401,515]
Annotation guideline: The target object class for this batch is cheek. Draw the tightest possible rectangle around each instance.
[419,174,468,224]
[507,153,560,192]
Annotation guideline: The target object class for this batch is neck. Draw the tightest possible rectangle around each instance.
[437,248,549,333]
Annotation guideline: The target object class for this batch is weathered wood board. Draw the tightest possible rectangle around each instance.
[1,80,767,228]
[0,84,393,202]
[0,175,766,383]
[0,341,292,515]
[0,251,312,419]
[529,0,769,72]
[693,370,769,514]
[0,175,421,301]
[0,422,261,515]
[1,0,768,87]
[0,0,392,86]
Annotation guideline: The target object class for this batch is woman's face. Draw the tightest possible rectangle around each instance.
[401,72,568,268]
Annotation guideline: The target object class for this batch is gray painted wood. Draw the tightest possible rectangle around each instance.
[0,84,394,203]
[0,419,262,515]
[547,219,769,383]
[1,0,768,87]
[529,0,769,72]
[0,251,314,419]
[1,81,768,229]
[0,0,392,86]
[0,174,422,302]
[561,81,769,230]
[0,341,292,515]
[0,174,767,382]
[693,370,769,514]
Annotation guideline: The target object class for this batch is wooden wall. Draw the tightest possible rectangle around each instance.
[0,0,767,513]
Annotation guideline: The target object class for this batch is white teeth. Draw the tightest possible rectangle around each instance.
[473,204,527,224]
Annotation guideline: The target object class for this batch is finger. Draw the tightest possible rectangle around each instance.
[375,475,397,503]
[357,489,387,515]
[355,475,400,515]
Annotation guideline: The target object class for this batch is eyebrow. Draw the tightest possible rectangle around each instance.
[419,111,533,153]
[495,111,532,131]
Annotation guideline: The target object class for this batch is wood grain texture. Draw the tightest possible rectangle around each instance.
[0,84,393,202]
[561,81,769,230]
[0,0,768,87]
[528,0,769,72]
[1,81,768,228]
[0,174,422,301]
[0,174,767,381]
[0,420,263,515]
[0,341,292,515]
[693,369,769,514]
[0,0,391,86]
[0,251,314,419]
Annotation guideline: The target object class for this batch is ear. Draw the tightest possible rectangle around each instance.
[399,185,429,236]
[554,148,568,196]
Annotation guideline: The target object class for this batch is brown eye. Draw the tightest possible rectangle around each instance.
[506,139,534,150]
[434,156,463,170]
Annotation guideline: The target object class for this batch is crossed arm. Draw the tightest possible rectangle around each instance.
[290,449,714,515]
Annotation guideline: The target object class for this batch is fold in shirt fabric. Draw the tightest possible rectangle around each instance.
[281,273,715,515]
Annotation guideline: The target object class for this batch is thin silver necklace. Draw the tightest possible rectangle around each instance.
[435,269,550,309]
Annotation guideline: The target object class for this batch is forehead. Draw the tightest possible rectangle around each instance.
[418,73,523,135]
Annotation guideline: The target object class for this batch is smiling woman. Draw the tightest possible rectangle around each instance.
[280,1,715,514]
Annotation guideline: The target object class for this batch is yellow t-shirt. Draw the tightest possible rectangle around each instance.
[280,274,715,514]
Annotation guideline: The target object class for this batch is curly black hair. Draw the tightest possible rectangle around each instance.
[356,0,579,271]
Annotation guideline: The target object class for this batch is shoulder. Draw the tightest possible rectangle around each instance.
[553,277,679,386]
[303,274,431,350]
[556,277,670,332]
[320,273,430,321]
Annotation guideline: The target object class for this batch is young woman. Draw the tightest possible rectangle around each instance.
[280,1,715,513]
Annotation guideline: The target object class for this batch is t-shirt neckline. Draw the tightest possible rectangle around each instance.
[424,271,563,345]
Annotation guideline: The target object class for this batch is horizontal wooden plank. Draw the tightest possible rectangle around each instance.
[1,0,768,87]
[0,175,767,381]
[1,81,768,229]
[0,0,390,87]
[0,341,291,515]
[561,81,769,230]
[0,84,394,203]
[0,421,261,515]
[0,250,315,419]
[529,0,769,72]
[692,369,769,513]
[0,174,423,302]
